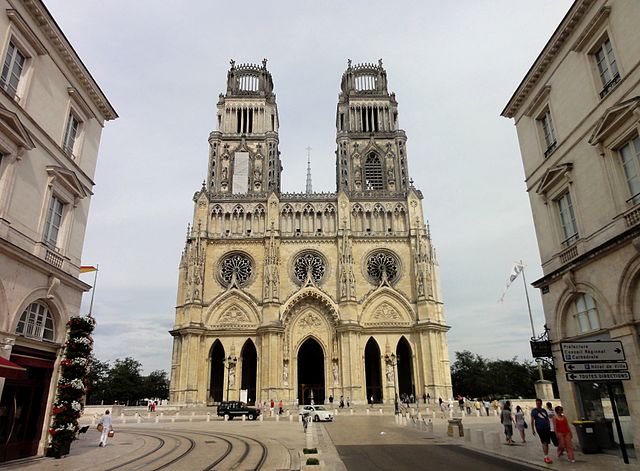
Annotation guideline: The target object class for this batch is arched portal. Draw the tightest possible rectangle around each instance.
[210,340,225,403]
[364,337,383,403]
[397,336,414,398]
[297,337,325,405]
[240,339,257,405]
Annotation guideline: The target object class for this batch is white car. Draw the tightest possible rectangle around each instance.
[299,405,334,422]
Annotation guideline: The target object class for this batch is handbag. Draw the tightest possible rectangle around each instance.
[107,429,115,438]
[97,423,104,432]
[524,422,528,429]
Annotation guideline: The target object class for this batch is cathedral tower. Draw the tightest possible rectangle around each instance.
[170,60,452,407]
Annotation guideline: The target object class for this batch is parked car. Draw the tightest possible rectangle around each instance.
[216,401,260,420]
[299,405,334,422]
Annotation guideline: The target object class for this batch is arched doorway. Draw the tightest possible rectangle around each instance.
[209,340,225,403]
[364,337,383,403]
[240,339,257,405]
[397,336,414,398]
[297,337,325,405]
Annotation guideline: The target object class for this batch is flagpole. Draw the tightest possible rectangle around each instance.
[88,264,99,318]
[520,261,544,381]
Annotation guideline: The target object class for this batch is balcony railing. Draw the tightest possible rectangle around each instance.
[559,245,578,263]
[624,206,640,227]
[44,249,64,269]
[543,141,557,158]
[599,73,621,99]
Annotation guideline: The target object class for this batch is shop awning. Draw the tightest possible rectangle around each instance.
[0,356,27,380]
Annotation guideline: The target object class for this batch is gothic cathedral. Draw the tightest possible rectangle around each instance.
[170,60,452,406]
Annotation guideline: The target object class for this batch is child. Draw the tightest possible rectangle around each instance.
[553,406,575,463]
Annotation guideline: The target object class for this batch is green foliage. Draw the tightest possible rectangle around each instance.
[303,448,318,454]
[306,457,320,465]
[451,350,557,399]
[84,357,170,405]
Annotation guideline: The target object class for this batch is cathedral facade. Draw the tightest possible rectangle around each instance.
[169,60,452,406]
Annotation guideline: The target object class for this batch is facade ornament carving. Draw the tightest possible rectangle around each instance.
[283,361,289,385]
[183,222,205,303]
[332,361,339,385]
[264,225,280,301]
[372,302,400,320]
[219,306,251,324]
[339,232,356,300]
[298,311,323,330]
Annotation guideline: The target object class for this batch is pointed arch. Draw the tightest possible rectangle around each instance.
[205,291,260,329]
[297,336,325,405]
[364,337,383,403]
[209,339,225,402]
[396,336,414,398]
[364,152,383,189]
[281,288,339,327]
[360,288,415,326]
[240,339,257,404]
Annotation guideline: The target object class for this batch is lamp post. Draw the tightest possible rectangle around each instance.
[385,352,399,414]
[225,354,237,401]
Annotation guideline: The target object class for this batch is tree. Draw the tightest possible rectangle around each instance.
[85,355,110,405]
[142,370,170,400]
[451,350,489,398]
[106,357,143,405]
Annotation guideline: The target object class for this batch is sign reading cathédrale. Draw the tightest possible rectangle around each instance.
[561,341,625,363]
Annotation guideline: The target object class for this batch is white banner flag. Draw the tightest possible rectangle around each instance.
[499,262,524,302]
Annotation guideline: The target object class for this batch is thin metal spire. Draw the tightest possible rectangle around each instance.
[305,146,312,194]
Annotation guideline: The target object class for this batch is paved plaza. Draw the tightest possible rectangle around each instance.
[0,408,637,470]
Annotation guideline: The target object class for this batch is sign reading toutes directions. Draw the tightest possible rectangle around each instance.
[561,341,625,363]
[565,372,630,382]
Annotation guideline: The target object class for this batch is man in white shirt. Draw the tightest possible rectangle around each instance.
[98,410,113,447]
[545,402,559,447]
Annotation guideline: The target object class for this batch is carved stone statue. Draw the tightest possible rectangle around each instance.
[229,366,236,387]
[332,363,339,384]
[283,362,289,385]
[386,363,394,383]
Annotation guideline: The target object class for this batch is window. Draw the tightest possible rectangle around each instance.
[619,136,640,204]
[364,153,383,190]
[574,293,600,333]
[594,38,620,98]
[43,195,64,247]
[62,113,80,155]
[16,301,55,341]
[0,41,26,98]
[539,109,557,157]
[556,192,578,246]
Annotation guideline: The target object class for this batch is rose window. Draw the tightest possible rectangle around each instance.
[219,253,252,287]
[293,251,326,284]
[366,251,399,284]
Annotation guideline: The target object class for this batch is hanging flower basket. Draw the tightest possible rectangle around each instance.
[47,315,95,458]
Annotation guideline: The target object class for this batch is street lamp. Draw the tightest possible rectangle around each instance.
[385,352,399,414]
[225,354,237,401]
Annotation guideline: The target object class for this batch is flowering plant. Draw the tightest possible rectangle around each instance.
[47,315,95,457]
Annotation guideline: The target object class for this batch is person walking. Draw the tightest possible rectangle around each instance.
[423,392,427,404]
[500,401,515,445]
[514,405,527,443]
[531,398,553,464]
[483,399,490,417]
[546,402,560,447]
[339,396,344,408]
[329,395,334,405]
[278,399,284,415]
[97,410,113,447]
[553,406,575,463]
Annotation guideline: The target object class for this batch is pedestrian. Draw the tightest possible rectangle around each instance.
[409,393,415,405]
[483,399,490,417]
[553,406,575,463]
[465,397,471,415]
[370,394,374,407]
[97,410,113,447]
[474,399,481,415]
[270,399,275,412]
[492,399,500,416]
[295,398,299,408]
[423,392,427,404]
[339,395,344,408]
[426,393,430,404]
[346,397,350,408]
[514,405,527,443]
[394,394,399,414]
[278,399,284,415]
[152,401,156,412]
[329,395,334,404]
[458,396,464,412]
[439,399,447,418]
[531,398,553,464]
[501,401,515,445]
[546,402,560,447]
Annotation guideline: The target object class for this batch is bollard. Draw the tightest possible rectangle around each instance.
[160,412,164,417]
[418,412,422,420]
[120,413,124,419]
[475,410,480,417]
[335,409,338,416]
[275,414,279,422]
[379,408,383,415]
[464,428,471,442]
[147,413,151,419]
[432,411,436,420]
[298,414,302,422]
[289,414,293,422]
[426,407,431,415]
[448,410,453,419]
[207,413,210,422]
[487,431,500,451]
[366,409,370,415]
[472,430,485,447]
[270,410,274,417]
[155,416,159,423]
[427,419,434,433]
[224,414,228,422]
[350,409,354,415]
[242,415,246,422]
[122,417,126,424]
[260,414,263,422]
[137,416,141,424]
[394,414,399,424]
[171,417,175,423]
[189,416,193,422]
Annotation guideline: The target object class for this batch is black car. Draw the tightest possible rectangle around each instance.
[216,401,260,420]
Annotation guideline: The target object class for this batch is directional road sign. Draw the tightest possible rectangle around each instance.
[566,372,630,382]
[561,341,625,362]
[564,362,628,372]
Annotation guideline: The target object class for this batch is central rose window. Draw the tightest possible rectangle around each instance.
[293,251,326,285]
[366,250,400,284]
[219,253,253,287]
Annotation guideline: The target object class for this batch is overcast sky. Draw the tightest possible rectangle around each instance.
[45,0,574,374]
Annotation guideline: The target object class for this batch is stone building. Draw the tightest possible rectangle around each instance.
[0,0,117,462]
[502,0,639,450]
[170,60,452,407]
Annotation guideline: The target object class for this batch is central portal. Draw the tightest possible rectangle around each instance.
[297,337,325,405]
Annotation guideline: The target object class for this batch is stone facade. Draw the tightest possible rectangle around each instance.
[0,0,116,461]
[170,60,452,407]
[502,0,640,450]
